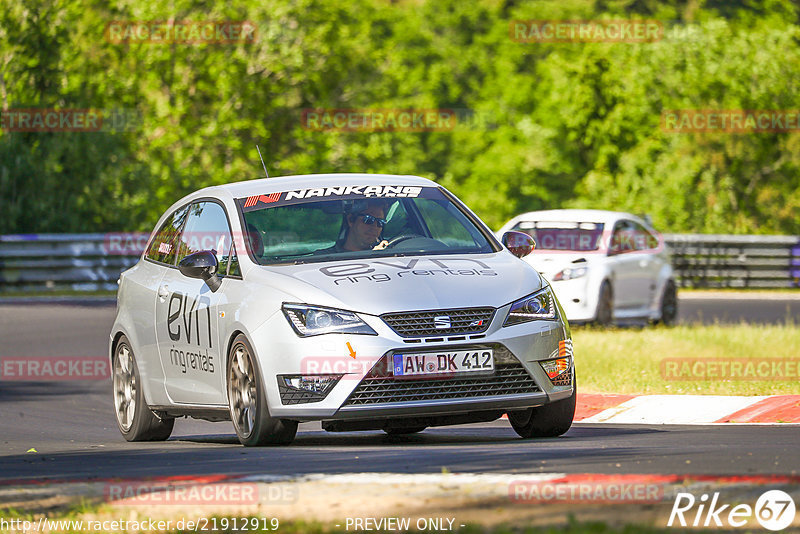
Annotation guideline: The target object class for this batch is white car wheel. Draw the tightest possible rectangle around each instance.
[507,375,576,438]
[227,335,297,446]
[113,336,174,441]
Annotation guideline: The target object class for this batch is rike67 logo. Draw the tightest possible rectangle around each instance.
[668,490,796,531]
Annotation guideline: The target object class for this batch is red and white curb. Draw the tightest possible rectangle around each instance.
[2,471,798,497]
[575,394,800,424]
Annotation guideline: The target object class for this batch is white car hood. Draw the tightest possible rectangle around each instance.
[253,252,544,316]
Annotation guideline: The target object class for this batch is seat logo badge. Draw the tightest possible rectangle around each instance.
[434,315,451,329]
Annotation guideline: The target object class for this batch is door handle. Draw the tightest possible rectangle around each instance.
[158,285,170,300]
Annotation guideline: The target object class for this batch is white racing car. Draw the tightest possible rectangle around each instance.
[111,174,575,445]
[497,209,677,326]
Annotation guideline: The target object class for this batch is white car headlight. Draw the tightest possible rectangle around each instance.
[552,266,588,281]
[282,304,377,337]
[503,286,557,325]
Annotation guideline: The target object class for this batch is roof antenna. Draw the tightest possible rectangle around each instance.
[256,144,270,178]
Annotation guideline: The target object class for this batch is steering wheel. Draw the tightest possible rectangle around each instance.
[384,234,420,248]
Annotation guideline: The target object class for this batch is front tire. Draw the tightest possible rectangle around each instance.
[594,281,614,327]
[227,334,297,446]
[112,335,174,441]
[507,378,576,438]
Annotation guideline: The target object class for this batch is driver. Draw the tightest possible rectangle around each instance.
[314,199,393,254]
[340,199,390,251]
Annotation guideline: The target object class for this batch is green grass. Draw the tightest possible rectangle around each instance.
[574,323,800,395]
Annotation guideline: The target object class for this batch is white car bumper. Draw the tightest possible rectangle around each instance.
[548,277,599,323]
[249,304,574,420]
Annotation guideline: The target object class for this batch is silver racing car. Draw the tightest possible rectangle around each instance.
[110,174,576,445]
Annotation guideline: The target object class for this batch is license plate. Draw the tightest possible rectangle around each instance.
[392,349,494,377]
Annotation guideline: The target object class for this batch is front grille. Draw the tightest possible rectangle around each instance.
[381,307,495,338]
[344,362,540,406]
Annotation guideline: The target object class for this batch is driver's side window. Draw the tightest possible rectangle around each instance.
[609,220,636,255]
[175,201,233,274]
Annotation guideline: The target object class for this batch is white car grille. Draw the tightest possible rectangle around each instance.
[381,307,495,338]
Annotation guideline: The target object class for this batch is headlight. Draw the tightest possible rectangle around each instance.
[282,304,377,337]
[503,286,557,326]
[552,266,587,281]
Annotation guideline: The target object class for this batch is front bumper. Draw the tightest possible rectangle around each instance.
[250,302,574,421]
[548,277,598,323]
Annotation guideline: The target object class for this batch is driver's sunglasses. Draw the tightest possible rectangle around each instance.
[356,213,387,228]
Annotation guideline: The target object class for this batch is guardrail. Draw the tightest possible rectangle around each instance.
[664,234,800,289]
[0,233,147,293]
[1,232,799,293]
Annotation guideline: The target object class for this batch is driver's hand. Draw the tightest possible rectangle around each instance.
[372,240,389,250]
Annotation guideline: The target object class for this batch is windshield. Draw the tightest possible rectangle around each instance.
[512,221,605,251]
[238,185,495,264]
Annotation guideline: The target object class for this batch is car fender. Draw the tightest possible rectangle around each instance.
[586,258,613,315]
[652,261,676,312]
[108,319,170,408]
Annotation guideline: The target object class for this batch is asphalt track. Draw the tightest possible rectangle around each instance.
[0,296,798,483]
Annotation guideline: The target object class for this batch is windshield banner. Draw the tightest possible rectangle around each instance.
[236,185,444,212]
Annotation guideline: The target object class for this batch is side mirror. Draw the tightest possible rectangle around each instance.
[502,231,536,258]
[178,251,221,292]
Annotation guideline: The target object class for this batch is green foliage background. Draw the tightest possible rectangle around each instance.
[1,0,799,234]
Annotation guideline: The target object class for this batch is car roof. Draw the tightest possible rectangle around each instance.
[508,209,641,225]
[193,173,437,200]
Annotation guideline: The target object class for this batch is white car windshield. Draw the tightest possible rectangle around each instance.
[512,221,605,251]
[238,186,495,264]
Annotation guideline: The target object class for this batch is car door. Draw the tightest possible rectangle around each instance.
[154,200,233,406]
[629,221,664,310]
[608,220,648,311]
[134,204,191,399]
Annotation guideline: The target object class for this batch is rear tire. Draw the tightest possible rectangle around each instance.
[594,281,613,327]
[227,334,297,446]
[113,335,174,441]
[658,280,678,326]
[507,377,576,438]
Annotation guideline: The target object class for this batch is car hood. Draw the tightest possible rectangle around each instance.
[252,252,544,315]
[523,252,602,280]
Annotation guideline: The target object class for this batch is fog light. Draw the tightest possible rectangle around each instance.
[540,357,571,379]
[281,374,341,395]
